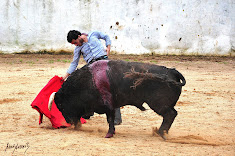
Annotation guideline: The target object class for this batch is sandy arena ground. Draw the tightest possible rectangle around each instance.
[0,54,234,155]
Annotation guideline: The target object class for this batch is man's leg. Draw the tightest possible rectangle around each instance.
[114,108,122,125]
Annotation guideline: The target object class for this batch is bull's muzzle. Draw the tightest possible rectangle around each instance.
[48,92,56,111]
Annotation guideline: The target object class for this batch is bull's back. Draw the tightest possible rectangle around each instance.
[107,60,183,107]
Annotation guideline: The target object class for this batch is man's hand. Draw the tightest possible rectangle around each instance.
[106,45,111,55]
[62,73,70,81]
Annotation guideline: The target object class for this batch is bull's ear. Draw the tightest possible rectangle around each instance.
[48,92,56,111]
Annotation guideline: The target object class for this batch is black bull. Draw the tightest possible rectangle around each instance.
[51,60,186,139]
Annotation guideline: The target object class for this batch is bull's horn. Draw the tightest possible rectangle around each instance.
[48,92,56,111]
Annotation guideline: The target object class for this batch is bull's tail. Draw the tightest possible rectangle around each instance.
[170,68,186,86]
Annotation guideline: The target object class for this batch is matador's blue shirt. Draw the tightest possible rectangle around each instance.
[67,31,111,74]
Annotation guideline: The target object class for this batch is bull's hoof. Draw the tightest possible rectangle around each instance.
[74,122,82,130]
[157,130,167,140]
[105,133,114,138]
[153,127,167,140]
[160,134,167,140]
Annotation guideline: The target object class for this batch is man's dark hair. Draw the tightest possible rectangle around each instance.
[67,30,81,43]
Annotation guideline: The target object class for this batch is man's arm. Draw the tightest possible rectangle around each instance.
[95,31,111,46]
[92,31,111,51]
[63,72,70,81]
[106,45,111,56]
[63,47,81,80]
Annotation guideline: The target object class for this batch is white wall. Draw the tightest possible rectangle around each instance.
[0,0,234,55]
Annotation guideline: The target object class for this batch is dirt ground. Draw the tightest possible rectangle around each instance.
[0,54,234,156]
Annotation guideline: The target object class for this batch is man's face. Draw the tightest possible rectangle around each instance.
[71,35,84,46]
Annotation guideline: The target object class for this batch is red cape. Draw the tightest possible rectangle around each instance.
[31,75,86,128]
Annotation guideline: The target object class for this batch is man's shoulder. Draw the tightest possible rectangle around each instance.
[88,31,101,37]
[89,30,98,34]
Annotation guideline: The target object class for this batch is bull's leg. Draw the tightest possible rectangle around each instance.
[158,108,177,140]
[74,117,81,130]
[74,120,82,130]
[105,110,115,138]
[82,112,94,119]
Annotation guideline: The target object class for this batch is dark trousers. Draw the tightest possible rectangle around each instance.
[114,107,122,125]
